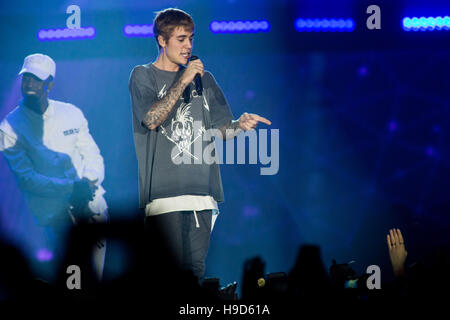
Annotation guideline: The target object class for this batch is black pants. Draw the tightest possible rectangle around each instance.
[144,210,212,281]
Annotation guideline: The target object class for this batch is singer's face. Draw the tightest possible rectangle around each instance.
[163,26,193,67]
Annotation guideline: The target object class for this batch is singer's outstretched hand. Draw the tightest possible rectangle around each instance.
[238,112,271,131]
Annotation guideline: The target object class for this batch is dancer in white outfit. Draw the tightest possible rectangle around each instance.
[0,53,108,281]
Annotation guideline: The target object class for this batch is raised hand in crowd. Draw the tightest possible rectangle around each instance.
[387,228,408,277]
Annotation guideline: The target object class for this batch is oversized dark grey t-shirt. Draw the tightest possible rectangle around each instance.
[129,63,234,208]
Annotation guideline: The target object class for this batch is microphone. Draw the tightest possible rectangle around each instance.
[189,55,203,96]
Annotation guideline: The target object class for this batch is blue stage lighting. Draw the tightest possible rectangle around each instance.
[426,146,435,157]
[295,18,355,32]
[388,121,398,132]
[124,24,154,37]
[209,20,270,34]
[38,27,96,41]
[402,16,450,31]
[36,248,53,261]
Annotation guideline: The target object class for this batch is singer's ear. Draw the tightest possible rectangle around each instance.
[157,35,166,49]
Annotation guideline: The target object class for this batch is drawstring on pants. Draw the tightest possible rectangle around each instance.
[193,210,200,228]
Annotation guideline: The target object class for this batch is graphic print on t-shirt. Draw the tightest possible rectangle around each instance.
[157,84,167,99]
[159,90,206,161]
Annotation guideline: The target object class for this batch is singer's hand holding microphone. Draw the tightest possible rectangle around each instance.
[181,55,204,86]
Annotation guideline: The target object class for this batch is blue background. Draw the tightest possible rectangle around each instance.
[0,0,449,293]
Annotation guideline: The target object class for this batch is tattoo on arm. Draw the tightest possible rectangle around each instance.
[218,120,242,140]
[142,79,188,130]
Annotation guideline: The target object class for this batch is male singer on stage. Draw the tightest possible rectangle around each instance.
[128,8,270,281]
[0,53,108,281]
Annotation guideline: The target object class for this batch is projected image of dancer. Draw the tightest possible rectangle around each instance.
[0,54,108,281]
[128,8,271,282]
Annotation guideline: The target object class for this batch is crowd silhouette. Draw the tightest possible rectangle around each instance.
[1,208,449,315]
